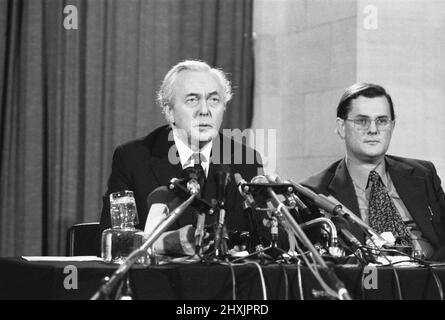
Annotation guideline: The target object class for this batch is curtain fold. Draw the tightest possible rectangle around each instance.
[0,0,254,256]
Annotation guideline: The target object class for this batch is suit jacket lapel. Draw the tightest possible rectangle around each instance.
[386,156,439,246]
[328,159,361,216]
[148,126,183,185]
[146,126,194,227]
[327,159,366,241]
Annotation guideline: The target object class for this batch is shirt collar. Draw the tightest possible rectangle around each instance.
[345,156,388,190]
[172,129,212,173]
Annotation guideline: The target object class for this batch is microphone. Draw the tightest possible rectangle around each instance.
[267,173,295,207]
[250,175,351,299]
[214,164,231,204]
[180,165,207,255]
[288,181,387,247]
[234,173,260,250]
[272,175,313,218]
[317,194,387,246]
[182,165,205,190]
[92,181,200,300]
[234,173,255,207]
[339,229,363,252]
[250,176,328,264]
[338,228,378,264]
[213,165,231,257]
[288,180,342,215]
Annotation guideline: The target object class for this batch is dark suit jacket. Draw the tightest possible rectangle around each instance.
[97,125,263,251]
[301,155,445,255]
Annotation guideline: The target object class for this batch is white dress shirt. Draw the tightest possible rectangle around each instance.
[172,129,212,177]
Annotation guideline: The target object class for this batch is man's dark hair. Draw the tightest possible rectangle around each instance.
[336,83,395,120]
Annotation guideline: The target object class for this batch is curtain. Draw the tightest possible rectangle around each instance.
[0,0,254,256]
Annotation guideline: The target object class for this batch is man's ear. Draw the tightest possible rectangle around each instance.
[335,117,346,140]
[165,105,175,125]
[390,119,396,133]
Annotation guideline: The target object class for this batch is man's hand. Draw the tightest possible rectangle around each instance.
[152,225,196,256]
[152,225,213,256]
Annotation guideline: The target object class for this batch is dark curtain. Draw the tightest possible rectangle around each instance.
[0,0,254,256]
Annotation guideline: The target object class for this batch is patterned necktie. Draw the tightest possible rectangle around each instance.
[368,170,412,246]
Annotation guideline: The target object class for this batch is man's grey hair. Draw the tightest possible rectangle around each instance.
[156,60,232,119]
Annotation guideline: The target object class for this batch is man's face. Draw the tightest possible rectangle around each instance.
[167,70,225,148]
[336,96,394,164]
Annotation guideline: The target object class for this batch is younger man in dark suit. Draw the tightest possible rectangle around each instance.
[302,83,445,260]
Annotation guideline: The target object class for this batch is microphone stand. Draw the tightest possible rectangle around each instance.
[231,209,283,264]
[213,203,229,258]
[91,188,199,300]
[288,180,387,246]
[288,180,384,264]
[270,189,351,300]
[249,176,351,300]
[210,166,231,259]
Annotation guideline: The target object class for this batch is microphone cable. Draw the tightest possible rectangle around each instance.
[367,247,410,300]
[278,262,289,300]
[360,266,367,300]
[297,259,304,300]
[219,260,237,300]
[360,239,393,265]
[358,264,403,300]
[390,266,403,300]
[290,228,342,299]
[376,248,444,300]
[234,261,268,300]
[427,265,444,300]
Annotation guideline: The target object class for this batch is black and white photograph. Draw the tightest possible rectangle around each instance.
[1,0,445,304]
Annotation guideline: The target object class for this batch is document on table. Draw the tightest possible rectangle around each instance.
[22,256,103,262]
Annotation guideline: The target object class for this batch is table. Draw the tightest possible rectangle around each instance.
[0,257,444,300]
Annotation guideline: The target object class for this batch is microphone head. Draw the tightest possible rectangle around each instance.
[214,164,231,202]
[181,165,205,192]
[251,175,268,184]
[339,229,363,252]
[234,173,244,185]
[266,172,280,183]
[187,179,200,195]
[234,173,255,207]
[214,164,231,183]
[216,163,231,175]
[182,165,204,182]
[274,174,284,184]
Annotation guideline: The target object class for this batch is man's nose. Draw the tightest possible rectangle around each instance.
[367,120,378,134]
[198,99,210,115]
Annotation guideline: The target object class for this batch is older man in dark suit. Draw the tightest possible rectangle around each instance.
[98,60,263,255]
[302,83,445,261]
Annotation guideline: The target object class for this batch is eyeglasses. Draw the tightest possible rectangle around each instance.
[344,117,393,131]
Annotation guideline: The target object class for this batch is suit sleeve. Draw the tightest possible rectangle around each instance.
[426,161,445,260]
[428,161,445,223]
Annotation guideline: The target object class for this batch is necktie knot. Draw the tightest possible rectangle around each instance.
[368,170,380,184]
[189,152,205,166]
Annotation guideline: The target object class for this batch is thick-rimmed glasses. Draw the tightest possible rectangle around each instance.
[344,117,393,131]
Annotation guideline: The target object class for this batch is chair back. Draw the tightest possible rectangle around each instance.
[66,222,100,256]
